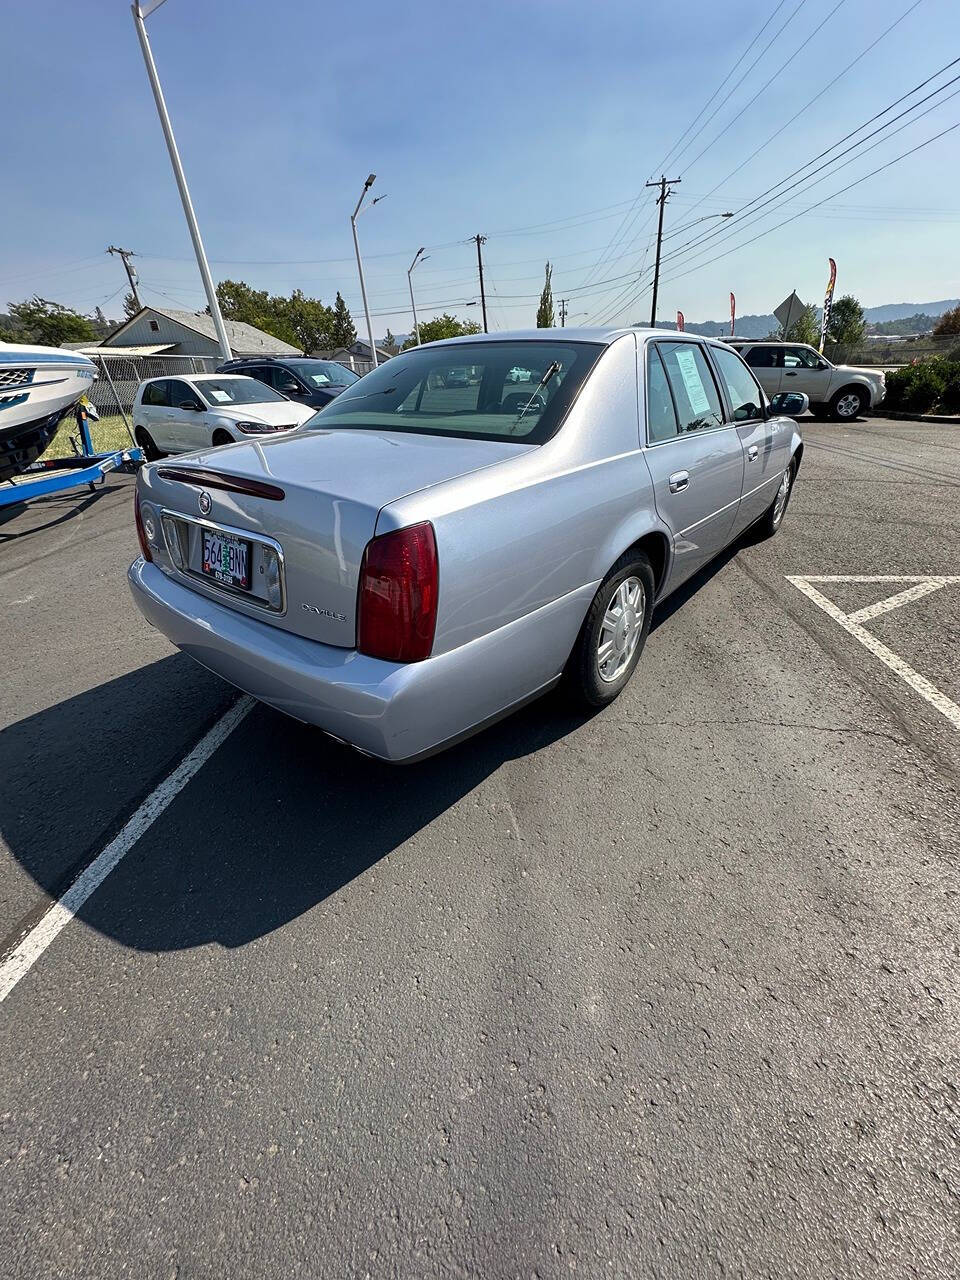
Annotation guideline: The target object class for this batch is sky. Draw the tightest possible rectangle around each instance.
[2,0,960,339]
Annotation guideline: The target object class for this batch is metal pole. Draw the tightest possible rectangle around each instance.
[131,3,232,363]
[646,175,681,329]
[351,177,379,369]
[407,247,425,345]
[474,235,488,334]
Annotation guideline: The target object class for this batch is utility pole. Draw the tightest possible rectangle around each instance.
[646,175,681,329]
[132,1,233,363]
[106,246,142,310]
[473,235,488,333]
[558,298,568,327]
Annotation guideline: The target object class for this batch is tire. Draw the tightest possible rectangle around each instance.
[829,387,866,422]
[566,551,655,708]
[211,429,234,447]
[758,457,796,538]
[134,426,161,461]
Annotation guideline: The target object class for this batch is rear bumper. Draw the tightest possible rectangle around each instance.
[128,558,593,762]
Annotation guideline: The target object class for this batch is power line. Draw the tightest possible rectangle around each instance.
[678,0,847,177]
[652,0,795,176]
[579,0,801,295]
[657,117,960,293]
[656,68,960,276]
[680,0,926,222]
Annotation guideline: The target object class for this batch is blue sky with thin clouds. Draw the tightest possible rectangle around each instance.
[2,0,959,335]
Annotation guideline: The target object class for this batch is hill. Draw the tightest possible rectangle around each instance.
[650,298,960,339]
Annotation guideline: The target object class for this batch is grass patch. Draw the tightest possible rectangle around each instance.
[43,413,136,460]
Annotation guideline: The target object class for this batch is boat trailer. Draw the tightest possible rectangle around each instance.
[0,404,143,509]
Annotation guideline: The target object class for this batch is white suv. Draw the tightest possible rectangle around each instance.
[728,341,885,421]
[133,373,315,458]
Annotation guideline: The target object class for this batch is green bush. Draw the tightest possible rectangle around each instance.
[940,366,960,413]
[883,358,953,413]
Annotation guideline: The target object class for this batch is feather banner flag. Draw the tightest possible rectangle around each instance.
[819,258,837,353]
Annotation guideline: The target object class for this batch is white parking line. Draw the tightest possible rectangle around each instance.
[787,575,960,733]
[0,695,253,1006]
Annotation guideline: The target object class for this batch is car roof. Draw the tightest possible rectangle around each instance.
[421,326,740,350]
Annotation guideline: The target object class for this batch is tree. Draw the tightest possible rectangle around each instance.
[402,314,482,348]
[828,295,865,346]
[7,296,96,346]
[933,304,960,337]
[215,280,335,352]
[90,306,119,340]
[330,291,357,349]
[536,261,554,328]
[273,289,335,354]
[381,329,399,356]
[122,291,141,320]
[783,302,819,345]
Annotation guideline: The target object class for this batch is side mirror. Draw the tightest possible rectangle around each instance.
[179,400,202,412]
[278,381,300,395]
[769,391,809,417]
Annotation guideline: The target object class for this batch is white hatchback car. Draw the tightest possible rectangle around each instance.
[133,373,315,458]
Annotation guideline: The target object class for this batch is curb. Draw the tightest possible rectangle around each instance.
[874,410,960,425]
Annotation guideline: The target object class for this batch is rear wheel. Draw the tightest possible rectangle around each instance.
[830,387,866,421]
[134,426,161,461]
[566,551,655,707]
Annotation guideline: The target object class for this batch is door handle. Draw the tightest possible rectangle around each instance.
[668,470,689,493]
[785,371,798,377]
[747,444,759,461]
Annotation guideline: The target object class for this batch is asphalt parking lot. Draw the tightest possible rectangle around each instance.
[2,417,959,1279]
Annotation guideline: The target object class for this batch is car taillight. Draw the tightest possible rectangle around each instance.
[134,489,153,562]
[357,522,438,663]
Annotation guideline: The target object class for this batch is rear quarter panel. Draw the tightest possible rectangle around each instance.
[380,333,672,658]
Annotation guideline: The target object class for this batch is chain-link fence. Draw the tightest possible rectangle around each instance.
[46,351,371,457]
[823,333,960,368]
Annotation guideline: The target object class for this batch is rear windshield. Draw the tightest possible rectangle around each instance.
[303,340,604,443]
[287,359,358,388]
[196,377,285,406]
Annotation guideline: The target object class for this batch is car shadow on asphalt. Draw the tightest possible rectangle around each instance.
[0,479,128,542]
[1,523,767,955]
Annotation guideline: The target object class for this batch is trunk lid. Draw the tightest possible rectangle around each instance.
[140,427,534,646]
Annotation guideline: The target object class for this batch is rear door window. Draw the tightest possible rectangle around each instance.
[656,342,725,433]
[646,346,679,443]
[744,345,780,369]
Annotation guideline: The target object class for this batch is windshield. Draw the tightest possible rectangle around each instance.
[287,360,359,388]
[303,340,604,443]
[196,377,285,406]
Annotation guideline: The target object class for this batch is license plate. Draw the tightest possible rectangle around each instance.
[201,529,250,590]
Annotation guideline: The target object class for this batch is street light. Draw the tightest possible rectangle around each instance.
[663,211,734,241]
[351,174,386,369]
[131,0,232,363]
[407,247,428,346]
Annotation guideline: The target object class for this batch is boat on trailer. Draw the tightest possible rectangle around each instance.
[0,344,98,481]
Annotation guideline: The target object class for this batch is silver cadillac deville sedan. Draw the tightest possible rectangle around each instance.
[129,329,805,761]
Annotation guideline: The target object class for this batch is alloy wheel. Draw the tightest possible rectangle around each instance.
[597,576,645,683]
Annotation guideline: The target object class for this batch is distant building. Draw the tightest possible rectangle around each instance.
[96,306,300,359]
[321,339,393,369]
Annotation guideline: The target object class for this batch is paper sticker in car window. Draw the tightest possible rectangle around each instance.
[674,348,711,416]
[209,389,230,403]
